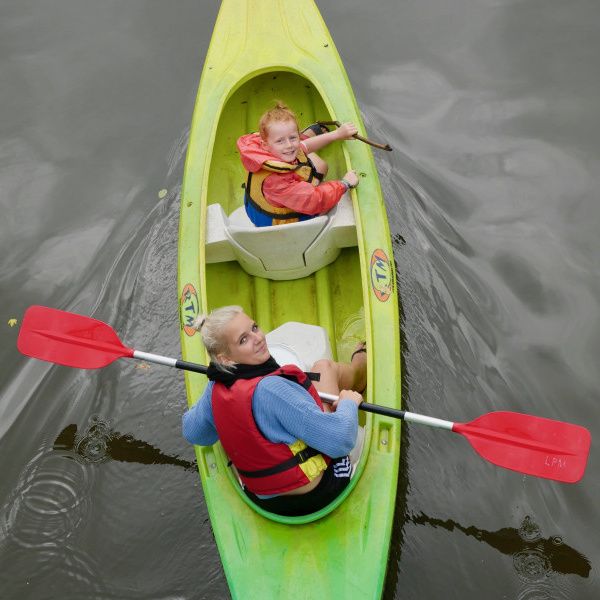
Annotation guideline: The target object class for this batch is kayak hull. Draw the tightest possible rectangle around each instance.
[178,1,401,598]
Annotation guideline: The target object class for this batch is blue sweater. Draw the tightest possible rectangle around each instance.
[182,376,358,458]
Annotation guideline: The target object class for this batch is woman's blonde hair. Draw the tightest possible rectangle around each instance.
[192,305,244,370]
[258,101,299,140]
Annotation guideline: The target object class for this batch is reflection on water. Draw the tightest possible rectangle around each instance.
[2,448,92,549]
[53,415,196,470]
[0,446,105,598]
[2,416,195,552]
[512,548,551,583]
[410,512,591,578]
[0,416,200,597]
[1,544,107,600]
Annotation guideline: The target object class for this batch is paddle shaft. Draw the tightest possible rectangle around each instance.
[318,392,453,429]
[134,351,451,428]
[134,350,208,375]
[317,120,393,151]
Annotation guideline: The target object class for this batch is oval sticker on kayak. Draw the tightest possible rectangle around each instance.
[370,249,393,302]
[180,283,199,336]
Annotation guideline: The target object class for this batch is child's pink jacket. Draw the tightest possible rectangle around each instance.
[237,133,346,215]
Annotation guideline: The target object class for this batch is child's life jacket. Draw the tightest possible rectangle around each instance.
[237,133,347,227]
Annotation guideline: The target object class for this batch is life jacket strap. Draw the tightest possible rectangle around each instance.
[243,149,323,221]
[236,446,322,478]
[301,122,331,137]
[278,371,321,388]
[244,180,306,219]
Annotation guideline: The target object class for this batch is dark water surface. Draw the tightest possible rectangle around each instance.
[2,1,599,598]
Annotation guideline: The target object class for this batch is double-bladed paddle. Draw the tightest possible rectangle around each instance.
[17,305,591,483]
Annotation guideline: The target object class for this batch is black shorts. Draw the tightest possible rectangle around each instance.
[244,456,352,517]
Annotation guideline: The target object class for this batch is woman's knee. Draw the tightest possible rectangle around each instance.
[311,358,338,377]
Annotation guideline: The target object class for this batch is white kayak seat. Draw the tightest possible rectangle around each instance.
[266,321,365,474]
[204,193,358,280]
[205,204,236,262]
[266,321,333,370]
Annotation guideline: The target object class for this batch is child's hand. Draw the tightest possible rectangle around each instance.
[342,170,359,188]
[337,122,359,140]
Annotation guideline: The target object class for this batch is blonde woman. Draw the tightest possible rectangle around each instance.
[182,305,367,516]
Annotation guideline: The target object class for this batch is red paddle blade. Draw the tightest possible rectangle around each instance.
[453,411,591,483]
[17,305,134,369]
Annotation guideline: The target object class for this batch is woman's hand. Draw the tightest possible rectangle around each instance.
[332,389,363,411]
[336,122,359,140]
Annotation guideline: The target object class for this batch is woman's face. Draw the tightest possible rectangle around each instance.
[218,312,270,366]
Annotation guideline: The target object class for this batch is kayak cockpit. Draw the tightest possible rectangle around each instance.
[203,69,359,280]
[220,321,369,524]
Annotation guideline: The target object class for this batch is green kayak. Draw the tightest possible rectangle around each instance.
[178,0,401,597]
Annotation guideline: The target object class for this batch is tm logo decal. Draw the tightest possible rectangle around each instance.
[180,283,199,336]
[370,249,393,302]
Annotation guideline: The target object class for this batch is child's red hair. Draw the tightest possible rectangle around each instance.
[259,101,299,139]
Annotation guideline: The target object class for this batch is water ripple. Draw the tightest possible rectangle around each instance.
[516,586,554,600]
[74,414,114,464]
[513,548,552,583]
[518,515,542,543]
[2,448,92,549]
[511,515,589,598]
[2,544,107,599]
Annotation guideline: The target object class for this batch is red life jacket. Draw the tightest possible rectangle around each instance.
[211,364,330,495]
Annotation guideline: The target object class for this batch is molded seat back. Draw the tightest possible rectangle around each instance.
[228,207,329,272]
[205,194,358,280]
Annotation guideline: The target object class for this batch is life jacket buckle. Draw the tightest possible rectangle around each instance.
[296,448,313,464]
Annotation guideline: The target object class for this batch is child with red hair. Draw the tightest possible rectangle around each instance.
[237,102,359,227]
